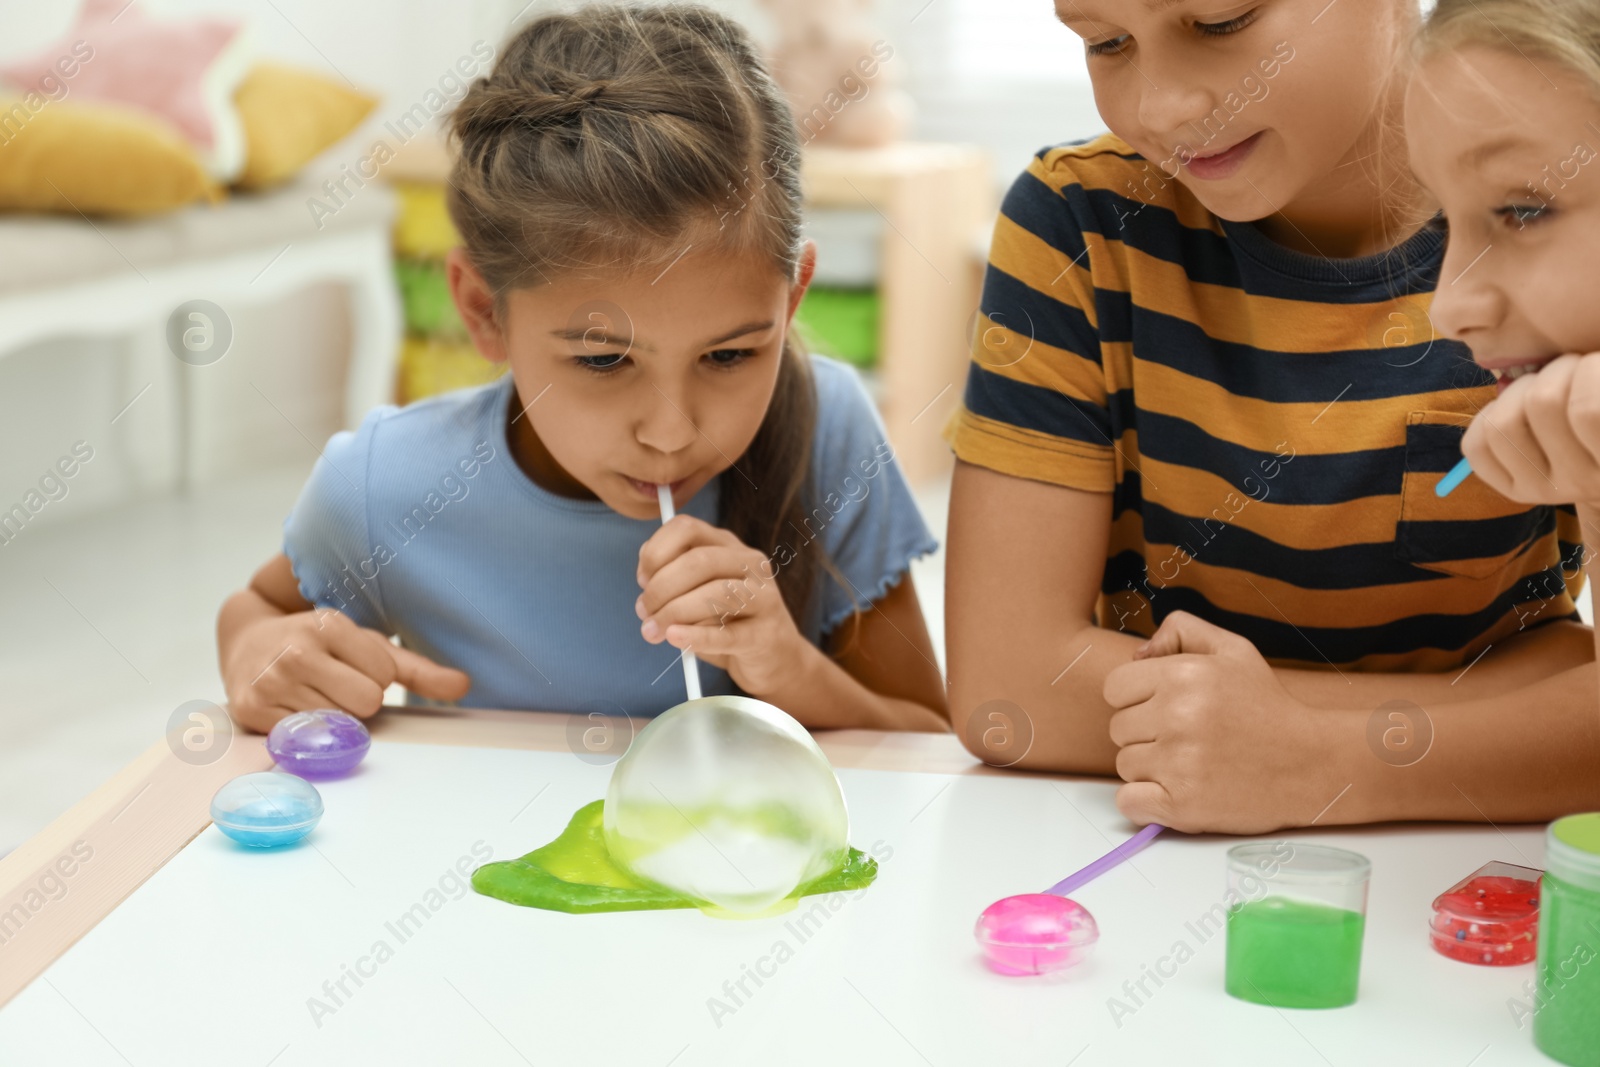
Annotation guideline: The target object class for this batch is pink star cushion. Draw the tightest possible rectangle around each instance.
[0,0,252,182]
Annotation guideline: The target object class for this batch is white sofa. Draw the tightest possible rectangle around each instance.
[0,175,399,488]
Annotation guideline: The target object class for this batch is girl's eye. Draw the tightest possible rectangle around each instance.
[705,347,754,369]
[576,353,628,373]
[1085,9,1258,57]
[1086,34,1130,57]
[1494,203,1550,229]
[1195,10,1259,36]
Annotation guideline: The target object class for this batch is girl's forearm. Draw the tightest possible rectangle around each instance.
[1314,660,1600,824]
[964,614,1595,778]
[756,641,950,733]
[1276,616,1596,711]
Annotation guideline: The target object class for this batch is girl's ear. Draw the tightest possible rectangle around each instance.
[446,247,511,365]
[786,239,819,323]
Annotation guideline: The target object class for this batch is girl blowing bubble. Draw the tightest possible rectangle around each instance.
[217,5,947,734]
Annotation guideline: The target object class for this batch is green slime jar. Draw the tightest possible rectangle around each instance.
[1534,812,1600,1067]
[1223,842,1370,1009]
[1226,897,1365,1008]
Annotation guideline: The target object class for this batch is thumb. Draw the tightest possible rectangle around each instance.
[387,644,472,702]
[1133,610,1241,659]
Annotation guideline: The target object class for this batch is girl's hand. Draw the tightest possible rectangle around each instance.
[223,608,472,734]
[1462,352,1600,506]
[1102,611,1334,834]
[636,514,811,698]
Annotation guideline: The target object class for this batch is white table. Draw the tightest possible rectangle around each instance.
[0,708,1559,1065]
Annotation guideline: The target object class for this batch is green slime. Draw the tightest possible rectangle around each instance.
[1225,896,1365,1008]
[1534,869,1600,1066]
[471,799,877,916]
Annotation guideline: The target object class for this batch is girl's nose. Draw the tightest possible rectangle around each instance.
[1428,238,1504,344]
[635,388,701,456]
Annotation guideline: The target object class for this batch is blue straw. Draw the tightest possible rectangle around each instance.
[1436,457,1473,498]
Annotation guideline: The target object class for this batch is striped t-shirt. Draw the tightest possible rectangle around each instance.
[945,133,1586,672]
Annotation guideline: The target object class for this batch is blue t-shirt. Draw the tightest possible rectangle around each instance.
[282,354,937,715]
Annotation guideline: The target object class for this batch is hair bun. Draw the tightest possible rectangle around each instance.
[453,81,604,139]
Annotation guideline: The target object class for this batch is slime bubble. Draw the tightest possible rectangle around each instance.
[267,709,370,779]
[210,771,323,847]
[602,695,850,915]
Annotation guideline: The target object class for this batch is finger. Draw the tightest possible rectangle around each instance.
[280,680,351,715]
[387,644,472,702]
[1114,780,1173,828]
[639,544,768,618]
[661,620,744,658]
[1524,355,1589,498]
[637,515,740,587]
[245,671,348,719]
[1461,414,1519,499]
[1103,658,1160,710]
[1569,355,1600,462]
[1113,738,1159,781]
[287,651,388,717]
[644,577,752,641]
[1107,702,1159,748]
[1483,375,1553,493]
[319,619,404,685]
[1133,610,1244,658]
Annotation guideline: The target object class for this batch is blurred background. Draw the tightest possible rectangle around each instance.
[0,0,1107,856]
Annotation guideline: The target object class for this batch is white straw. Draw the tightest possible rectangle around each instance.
[656,483,703,701]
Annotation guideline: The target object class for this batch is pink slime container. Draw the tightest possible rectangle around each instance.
[974,894,1100,975]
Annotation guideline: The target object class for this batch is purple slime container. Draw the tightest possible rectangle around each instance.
[267,709,370,778]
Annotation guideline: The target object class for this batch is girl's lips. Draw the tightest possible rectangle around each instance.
[1486,357,1557,395]
[1182,131,1264,181]
[627,476,688,499]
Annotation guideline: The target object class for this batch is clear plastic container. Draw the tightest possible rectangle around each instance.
[210,771,323,848]
[1534,812,1600,1067]
[974,894,1099,976]
[266,708,370,778]
[1224,842,1370,1008]
[1429,860,1541,966]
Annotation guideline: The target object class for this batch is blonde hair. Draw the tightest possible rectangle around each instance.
[1353,0,1439,271]
[1414,0,1600,92]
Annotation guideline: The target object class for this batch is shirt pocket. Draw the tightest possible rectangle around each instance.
[1394,410,1547,581]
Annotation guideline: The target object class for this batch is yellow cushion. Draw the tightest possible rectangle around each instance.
[0,97,218,215]
[398,334,504,405]
[233,62,376,190]
[392,182,461,259]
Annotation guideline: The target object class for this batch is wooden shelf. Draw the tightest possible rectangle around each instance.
[803,142,992,486]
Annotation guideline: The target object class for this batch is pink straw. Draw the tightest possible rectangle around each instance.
[1044,823,1165,897]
